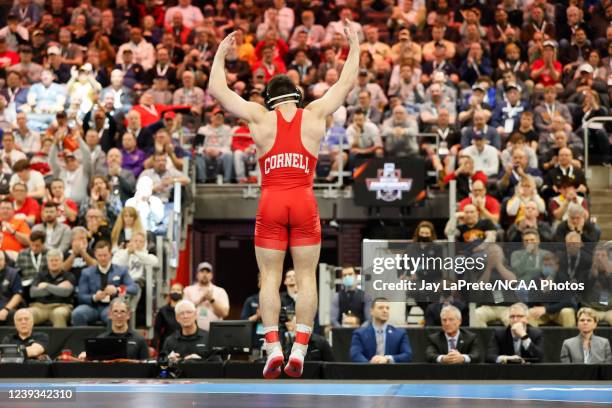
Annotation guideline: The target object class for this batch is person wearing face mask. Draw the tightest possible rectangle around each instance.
[153,282,183,351]
[527,252,577,328]
[329,266,370,329]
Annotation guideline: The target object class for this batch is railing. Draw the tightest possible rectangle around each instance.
[583,116,612,180]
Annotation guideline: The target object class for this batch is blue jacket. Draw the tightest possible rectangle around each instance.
[350,323,412,363]
[77,264,138,305]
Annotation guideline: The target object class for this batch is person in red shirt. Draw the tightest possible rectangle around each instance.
[0,198,31,260]
[530,40,562,91]
[43,178,78,225]
[10,182,40,226]
[443,155,488,201]
[0,37,19,69]
[251,44,287,83]
[231,119,258,183]
[130,92,190,127]
[458,179,501,225]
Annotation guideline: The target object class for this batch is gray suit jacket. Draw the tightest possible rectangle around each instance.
[560,334,612,364]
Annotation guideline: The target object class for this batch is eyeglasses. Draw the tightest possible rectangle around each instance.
[509,314,526,319]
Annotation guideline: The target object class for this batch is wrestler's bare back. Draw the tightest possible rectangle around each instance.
[247,107,326,160]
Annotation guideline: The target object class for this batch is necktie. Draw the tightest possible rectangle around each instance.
[513,337,521,355]
[449,338,456,351]
[375,329,385,356]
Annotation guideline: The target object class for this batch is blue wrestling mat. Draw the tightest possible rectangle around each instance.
[0,382,610,407]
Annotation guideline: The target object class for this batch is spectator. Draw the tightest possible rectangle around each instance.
[510,229,552,282]
[153,282,183,351]
[173,70,205,119]
[125,177,165,234]
[101,70,134,116]
[505,201,553,243]
[347,89,383,125]
[458,180,500,225]
[16,230,47,288]
[289,10,325,50]
[381,105,418,157]
[491,83,528,140]
[346,69,388,110]
[116,27,155,71]
[139,152,190,207]
[183,262,230,331]
[553,208,599,243]
[10,182,40,225]
[347,109,383,160]
[459,42,492,86]
[143,127,186,172]
[11,112,41,156]
[486,302,543,363]
[283,315,334,362]
[420,83,456,126]
[560,308,612,364]
[457,84,492,127]
[460,133,500,178]
[84,208,111,250]
[71,240,138,326]
[231,119,258,184]
[530,40,562,90]
[241,272,261,324]
[505,175,546,224]
[44,179,78,225]
[425,305,482,364]
[79,175,122,227]
[161,299,209,362]
[330,266,370,328]
[195,109,233,183]
[442,155,487,201]
[251,44,286,83]
[540,131,583,173]
[62,226,96,282]
[103,148,136,204]
[1,309,48,359]
[447,203,498,243]
[110,206,148,253]
[542,148,587,201]
[500,134,538,170]
[360,25,392,73]
[49,135,93,205]
[460,110,500,150]
[78,298,149,360]
[120,132,146,178]
[0,132,27,174]
[534,86,572,135]
[581,246,612,326]
[550,178,589,226]
[0,199,31,259]
[29,249,75,327]
[497,147,543,198]
[350,297,412,363]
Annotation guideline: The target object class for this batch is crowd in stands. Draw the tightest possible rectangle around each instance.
[0,0,609,364]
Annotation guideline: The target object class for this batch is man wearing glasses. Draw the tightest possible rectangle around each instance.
[486,302,543,363]
[161,299,209,362]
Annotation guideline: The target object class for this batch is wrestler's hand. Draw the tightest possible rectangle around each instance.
[217,32,236,58]
[343,19,360,47]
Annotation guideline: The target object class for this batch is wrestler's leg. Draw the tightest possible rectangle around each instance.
[255,245,286,379]
[284,243,320,377]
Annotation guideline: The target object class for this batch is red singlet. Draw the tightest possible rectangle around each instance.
[255,108,320,250]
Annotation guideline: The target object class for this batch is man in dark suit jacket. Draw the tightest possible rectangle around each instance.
[350,297,412,363]
[426,305,482,363]
[70,240,139,326]
[487,302,543,363]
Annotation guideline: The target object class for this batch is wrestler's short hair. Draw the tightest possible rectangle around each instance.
[263,74,302,110]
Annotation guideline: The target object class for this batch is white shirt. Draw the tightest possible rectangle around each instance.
[462,144,500,177]
[164,5,204,29]
[116,40,156,70]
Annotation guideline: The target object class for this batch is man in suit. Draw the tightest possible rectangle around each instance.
[487,302,543,363]
[560,307,612,364]
[350,297,412,363]
[426,305,482,363]
[70,240,139,326]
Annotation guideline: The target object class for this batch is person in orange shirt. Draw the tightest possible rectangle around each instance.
[0,199,31,260]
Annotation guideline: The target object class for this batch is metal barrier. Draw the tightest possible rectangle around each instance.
[583,116,612,180]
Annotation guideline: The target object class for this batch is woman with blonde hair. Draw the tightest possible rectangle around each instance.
[506,175,546,223]
[110,206,147,253]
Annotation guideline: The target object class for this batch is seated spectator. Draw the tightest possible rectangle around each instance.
[162,299,209,362]
[460,134,500,178]
[347,69,388,111]
[458,180,500,225]
[0,250,22,326]
[425,305,482,364]
[66,63,102,121]
[143,128,186,172]
[422,26,456,64]
[425,108,461,173]
[29,249,75,327]
[486,302,543,363]
[8,46,43,85]
[241,272,261,326]
[530,40,562,91]
[195,108,233,183]
[390,28,422,64]
[388,63,425,107]
[10,159,46,201]
[1,309,48,359]
[460,110,500,150]
[183,262,230,331]
[101,70,135,116]
[0,199,31,260]
[10,182,40,226]
[360,25,392,73]
[282,315,334,362]
[62,226,96,283]
[510,230,552,282]
[443,155,487,201]
[110,207,148,253]
[173,70,205,119]
[538,117,583,162]
[12,112,41,156]
[347,109,384,160]
[350,297,412,363]
[120,132,146,178]
[505,201,553,243]
[289,10,325,50]
[459,42,492,86]
[139,152,190,210]
[553,208,599,243]
[230,119,258,184]
[71,240,138,326]
[446,203,497,243]
[557,232,593,285]
[560,308,612,364]
[527,252,577,328]
[347,88,384,125]
[153,283,183,351]
[79,175,123,228]
[78,298,149,360]
[505,175,546,224]
[23,69,67,132]
[49,135,93,206]
[330,266,370,328]
[515,112,539,152]
[497,148,543,198]
[103,148,136,204]
[16,230,47,289]
[420,83,457,126]
[125,177,165,234]
[0,132,26,174]
[534,86,572,136]
[550,178,589,226]
[251,43,286,83]
[83,129,107,175]
[542,147,587,201]
[44,179,78,225]
[580,245,612,326]
[457,84,492,127]
[381,105,418,157]
[500,134,538,170]
[491,83,528,141]
[540,131,583,173]
[84,208,111,250]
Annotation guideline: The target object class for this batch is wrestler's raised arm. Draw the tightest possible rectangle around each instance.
[306,19,360,118]
[208,32,267,123]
